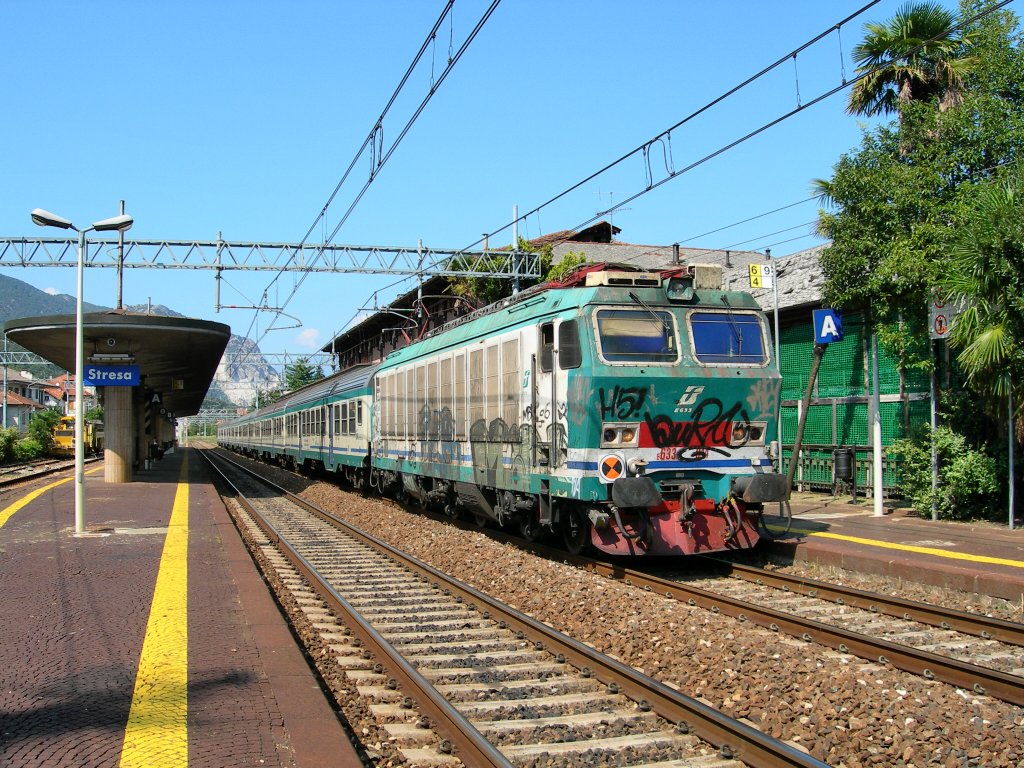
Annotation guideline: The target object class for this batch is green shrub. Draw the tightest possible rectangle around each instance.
[13,438,44,462]
[888,426,1000,521]
[0,427,18,464]
[27,409,61,454]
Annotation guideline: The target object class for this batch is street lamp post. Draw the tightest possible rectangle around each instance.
[30,208,133,535]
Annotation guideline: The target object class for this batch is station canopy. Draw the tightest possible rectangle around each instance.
[3,311,231,417]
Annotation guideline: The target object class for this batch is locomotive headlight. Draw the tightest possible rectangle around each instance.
[601,423,640,448]
[731,421,768,446]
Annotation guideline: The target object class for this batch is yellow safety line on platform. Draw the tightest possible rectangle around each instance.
[0,466,104,529]
[120,455,189,768]
[790,526,1024,570]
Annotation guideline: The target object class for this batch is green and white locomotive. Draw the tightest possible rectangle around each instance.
[219,262,787,557]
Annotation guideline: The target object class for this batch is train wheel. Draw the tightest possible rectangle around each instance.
[520,513,542,542]
[562,508,590,554]
[473,511,490,529]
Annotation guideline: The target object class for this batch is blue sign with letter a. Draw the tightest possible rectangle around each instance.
[813,309,843,344]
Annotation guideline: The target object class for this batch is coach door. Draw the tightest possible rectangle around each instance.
[534,322,557,472]
[534,318,578,471]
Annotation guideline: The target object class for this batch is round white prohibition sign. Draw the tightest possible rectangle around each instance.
[599,453,625,484]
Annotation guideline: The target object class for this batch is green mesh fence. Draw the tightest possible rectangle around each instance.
[836,402,868,445]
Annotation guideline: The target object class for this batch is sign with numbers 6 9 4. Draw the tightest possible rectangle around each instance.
[748,263,774,289]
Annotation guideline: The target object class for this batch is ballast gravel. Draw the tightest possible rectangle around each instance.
[223,455,1024,768]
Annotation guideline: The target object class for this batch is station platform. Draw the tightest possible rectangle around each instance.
[767,492,1024,603]
[0,447,360,768]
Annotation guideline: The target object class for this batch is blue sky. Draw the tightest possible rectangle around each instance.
[0,0,923,361]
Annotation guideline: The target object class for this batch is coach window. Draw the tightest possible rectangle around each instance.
[357,400,363,430]
[485,343,500,428]
[539,322,554,372]
[349,399,357,435]
[501,338,519,426]
[440,356,452,434]
[396,370,406,437]
[415,366,427,438]
[428,361,439,439]
[469,349,484,427]
[405,368,416,440]
[454,352,467,439]
[558,320,582,369]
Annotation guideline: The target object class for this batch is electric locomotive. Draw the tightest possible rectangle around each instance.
[368,262,786,556]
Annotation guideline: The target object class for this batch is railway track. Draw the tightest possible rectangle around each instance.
[200,448,828,768]
[574,557,1024,707]
[0,456,99,488]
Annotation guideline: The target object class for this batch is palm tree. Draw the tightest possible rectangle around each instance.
[943,179,1024,404]
[847,1,975,117]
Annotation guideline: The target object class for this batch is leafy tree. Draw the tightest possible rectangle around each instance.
[283,358,323,392]
[816,2,1024,517]
[847,1,975,117]
[251,387,283,409]
[816,0,1024,371]
[85,406,104,422]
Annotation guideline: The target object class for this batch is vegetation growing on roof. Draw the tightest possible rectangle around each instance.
[447,238,587,306]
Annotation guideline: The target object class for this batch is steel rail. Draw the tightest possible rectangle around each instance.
[200,449,513,767]
[571,559,1024,707]
[203,448,829,768]
[696,557,1024,648]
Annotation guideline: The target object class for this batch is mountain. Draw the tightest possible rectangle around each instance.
[0,273,107,320]
[0,274,281,408]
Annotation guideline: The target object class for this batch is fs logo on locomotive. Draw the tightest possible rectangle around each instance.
[674,385,705,412]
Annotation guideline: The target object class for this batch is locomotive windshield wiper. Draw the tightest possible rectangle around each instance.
[628,291,672,337]
[720,295,744,357]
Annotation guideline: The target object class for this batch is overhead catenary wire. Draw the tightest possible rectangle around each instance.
[251,0,501,349]
[458,1,884,255]
[235,0,500,368]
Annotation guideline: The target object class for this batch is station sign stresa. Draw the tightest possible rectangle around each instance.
[84,364,140,386]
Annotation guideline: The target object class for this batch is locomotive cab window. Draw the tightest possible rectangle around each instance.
[595,308,678,363]
[539,322,554,372]
[558,320,582,369]
[688,310,768,365]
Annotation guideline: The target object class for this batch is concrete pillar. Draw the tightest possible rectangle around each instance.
[104,385,134,483]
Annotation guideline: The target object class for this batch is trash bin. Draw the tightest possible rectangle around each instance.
[833,447,854,481]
